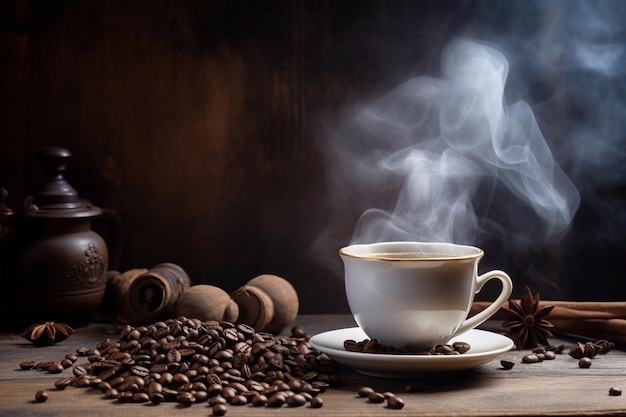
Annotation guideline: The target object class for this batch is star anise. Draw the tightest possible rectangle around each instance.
[21,322,74,346]
[501,287,555,349]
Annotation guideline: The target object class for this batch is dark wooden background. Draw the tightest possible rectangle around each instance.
[1,0,625,314]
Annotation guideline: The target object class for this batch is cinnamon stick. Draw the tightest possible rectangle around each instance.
[471,301,626,320]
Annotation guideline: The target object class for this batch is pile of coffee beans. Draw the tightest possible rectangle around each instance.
[21,318,340,413]
[344,338,471,355]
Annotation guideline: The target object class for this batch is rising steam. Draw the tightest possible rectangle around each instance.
[327,40,580,248]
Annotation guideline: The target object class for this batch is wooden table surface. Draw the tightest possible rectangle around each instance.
[2,314,626,417]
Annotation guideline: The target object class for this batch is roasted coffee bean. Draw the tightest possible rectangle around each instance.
[500,360,515,370]
[177,391,195,406]
[357,386,374,397]
[579,357,592,368]
[65,353,78,363]
[609,386,622,396]
[35,390,48,402]
[72,365,88,377]
[453,341,471,354]
[131,392,149,403]
[522,353,540,363]
[310,396,324,408]
[387,396,405,409]
[212,403,228,416]
[19,360,35,370]
[60,359,74,368]
[287,393,307,407]
[76,347,90,356]
[55,377,74,390]
[104,387,119,399]
[131,365,150,377]
[230,394,247,406]
[149,393,165,405]
[251,393,268,406]
[368,391,385,403]
[267,393,287,407]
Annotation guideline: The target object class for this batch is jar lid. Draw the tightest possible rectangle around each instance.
[24,147,101,218]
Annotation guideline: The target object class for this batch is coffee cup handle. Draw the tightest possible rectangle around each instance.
[455,270,513,336]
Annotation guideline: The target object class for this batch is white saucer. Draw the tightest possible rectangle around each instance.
[309,327,513,378]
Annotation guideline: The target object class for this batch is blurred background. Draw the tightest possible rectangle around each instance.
[1,0,625,314]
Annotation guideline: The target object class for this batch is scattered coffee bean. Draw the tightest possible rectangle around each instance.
[609,387,622,396]
[35,390,48,402]
[310,396,324,408]
[212,403,228,416]
[54,377,73,390]
[357,386,374,397]
[500,360,515,370]
[387,396,405,410]
[368,392,385,403]
[19,361,35,370]
[47,362,64,374]
[578,357,592,368]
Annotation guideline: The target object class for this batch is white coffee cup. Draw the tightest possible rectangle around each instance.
[340,241,513,350]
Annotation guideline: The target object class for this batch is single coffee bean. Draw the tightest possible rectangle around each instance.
[76,347,90,356]
[230,394,247,406]
[104,387,118,399]
[131,392,149,403]
[251,394,268,407]
[267,393,286,407]
[149,393,165,405]
[212,403,228,416]
[310,396,324,408]
[579,357,592,368]
[357,386,374,397]
[500,360,515,370]
[47,363,64,374]
[54,377,73,390]
[368,391,385,403]
[287,393,307,407]
[72,365,87,377]
[609,387,622,396]
[387,396,405,409]
[19,360,35,370]
[35,390,48,402]
[65,353,78,363]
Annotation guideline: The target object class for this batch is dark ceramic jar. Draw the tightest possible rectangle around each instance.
[8,147,120,326]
